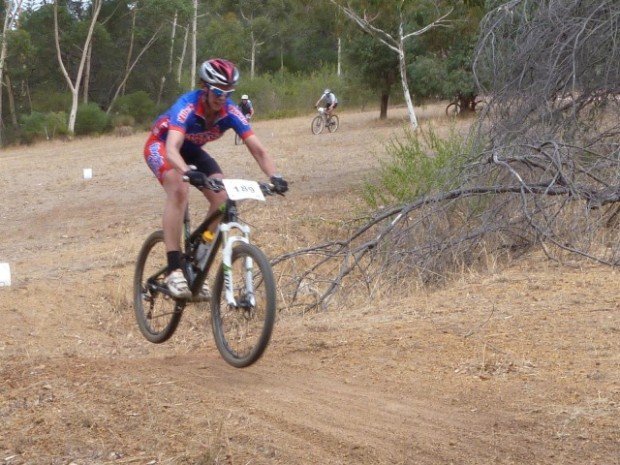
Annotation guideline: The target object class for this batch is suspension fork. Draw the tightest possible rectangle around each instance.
[220,221,254,306]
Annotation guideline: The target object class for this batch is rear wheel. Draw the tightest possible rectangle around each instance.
[211,242,276,368]
[327,114,339,133]
[311,115,325,135]
[234,133,243,145]
[133,230,184,343]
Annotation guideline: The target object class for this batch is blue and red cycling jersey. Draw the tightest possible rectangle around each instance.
[144,89,254,182]
[149,89,254,145]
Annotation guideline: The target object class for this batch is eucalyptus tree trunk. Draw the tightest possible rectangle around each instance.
[5,73,17,126]
[106,26,163,114]
[330,0,451,129]
[54,0,103,135]
[0,6,10,132]
[397,45,417,127]
[0,0,23,137]
[158,10,178,105]
[82,41,92,103]
[250,30,256,79]
[190,0,197,86]
[121,7,137,97]
[337,37,342,77]
[177,25,189,85]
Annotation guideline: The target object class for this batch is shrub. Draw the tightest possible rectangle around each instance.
[75,103,110,135]
[111,114,135,128]
[18,111,69,144]
[363,125,469,208]
[113,91,157,125]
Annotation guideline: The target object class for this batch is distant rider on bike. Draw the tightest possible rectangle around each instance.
[315,89,338,115]
[238,94,254,119]
[142,58,289,299]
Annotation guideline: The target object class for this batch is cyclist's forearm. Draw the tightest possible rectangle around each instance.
[245,136,277,177]
[165,130,190,173]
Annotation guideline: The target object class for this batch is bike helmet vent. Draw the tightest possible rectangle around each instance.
[199,59,239,87]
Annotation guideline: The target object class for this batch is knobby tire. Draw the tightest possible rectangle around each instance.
[327,114,339,133]
[311,115,325,134]
[445,102,460,117]
[133,230,184,343]
[211,242,276,368]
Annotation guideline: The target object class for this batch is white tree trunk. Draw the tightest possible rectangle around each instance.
[168,11,177,73]
[83,41,92,103]
[250,31,256,79]
[190,0,197,86]
[158,11,177,105]
[0,0,23,134]
[0,3,11,130]
[398,46,417,129]
[121,7,137,97]
[337,36,342,77]
[330,0,451,129]
[106,26,163,114]
[5,73,17,126]
[54,0,102,134]
[177,25,189,85]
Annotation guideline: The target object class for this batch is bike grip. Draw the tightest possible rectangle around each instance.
[182,165,200,184]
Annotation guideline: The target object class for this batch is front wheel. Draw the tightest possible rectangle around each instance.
[311,115,325,135]
[211,242,276,368]
[445,102,460,117]
[133,230,184,343]
[327,114,339,133]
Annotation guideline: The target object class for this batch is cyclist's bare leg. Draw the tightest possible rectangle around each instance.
[201,173,228,221]
[162,169,189,252]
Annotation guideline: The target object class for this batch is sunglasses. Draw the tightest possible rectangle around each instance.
[209,85,235,97]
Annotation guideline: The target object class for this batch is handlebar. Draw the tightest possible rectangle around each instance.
[182,167,281,196]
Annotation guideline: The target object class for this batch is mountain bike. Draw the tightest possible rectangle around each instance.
[133,176,278,368]
[445,92,486,116]
[311,107,339,135]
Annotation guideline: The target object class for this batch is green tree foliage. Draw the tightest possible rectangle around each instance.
[0,0,488,144]
[113,90,157,125]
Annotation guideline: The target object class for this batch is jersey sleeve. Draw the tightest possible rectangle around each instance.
[167,96,194,134]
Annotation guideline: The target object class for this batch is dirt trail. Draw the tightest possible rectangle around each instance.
[0,105,618,465]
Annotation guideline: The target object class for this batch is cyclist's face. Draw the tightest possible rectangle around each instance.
[205,84,234,111]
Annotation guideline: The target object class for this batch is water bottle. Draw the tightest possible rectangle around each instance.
[195,230,215,269]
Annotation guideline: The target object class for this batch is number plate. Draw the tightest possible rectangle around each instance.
[222,179,266,201]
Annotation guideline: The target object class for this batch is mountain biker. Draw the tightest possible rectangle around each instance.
[315,89,338,115]
[143,58,289,299]
[238,94,254,119]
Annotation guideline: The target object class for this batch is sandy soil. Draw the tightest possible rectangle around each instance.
[0,104,618,465]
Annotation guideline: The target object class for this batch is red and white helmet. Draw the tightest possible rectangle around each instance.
[199,59,239,87]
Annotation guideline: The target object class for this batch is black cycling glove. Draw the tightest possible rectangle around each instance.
[270,175,289,195]
[184,170,208,188]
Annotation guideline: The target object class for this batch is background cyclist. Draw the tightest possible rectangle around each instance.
[315,89,338,115]
[238,94,254,119]
[143,58,289,299]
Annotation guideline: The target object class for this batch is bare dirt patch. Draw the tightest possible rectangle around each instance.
[0,104,618,464]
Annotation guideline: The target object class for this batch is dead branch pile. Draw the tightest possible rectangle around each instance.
[275,0,620,311]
